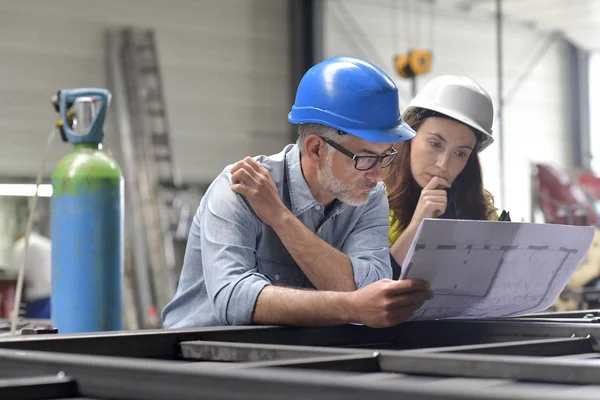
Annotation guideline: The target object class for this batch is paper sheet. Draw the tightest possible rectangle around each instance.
[399,219,595,321]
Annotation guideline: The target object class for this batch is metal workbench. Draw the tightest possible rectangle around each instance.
[2,311,600,399]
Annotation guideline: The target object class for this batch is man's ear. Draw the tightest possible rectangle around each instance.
[304,134,325,164]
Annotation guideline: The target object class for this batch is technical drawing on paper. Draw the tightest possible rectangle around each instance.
[399,219,594,321]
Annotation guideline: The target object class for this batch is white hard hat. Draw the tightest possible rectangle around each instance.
[403,75,495,152]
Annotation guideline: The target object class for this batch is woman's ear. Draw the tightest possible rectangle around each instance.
[304,134,325,164]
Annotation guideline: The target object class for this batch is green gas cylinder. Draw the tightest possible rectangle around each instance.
[51,88,124,333]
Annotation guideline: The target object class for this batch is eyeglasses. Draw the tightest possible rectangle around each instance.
[322,138,398,171]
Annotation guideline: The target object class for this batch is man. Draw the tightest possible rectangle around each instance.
[162,56,433,329]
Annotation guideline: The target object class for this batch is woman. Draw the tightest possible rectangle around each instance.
[385,75,498,278]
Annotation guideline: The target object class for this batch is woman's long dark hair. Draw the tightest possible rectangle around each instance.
[386,108,497,232]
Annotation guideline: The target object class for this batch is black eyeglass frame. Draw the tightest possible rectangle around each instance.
[321,137,398,171]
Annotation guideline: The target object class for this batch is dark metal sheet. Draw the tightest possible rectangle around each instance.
[3,319,600,357]
[0,374,79,399]
[0,348,584,400]
[387,320,600,349]
[0,323,395,358]
[1,315,600,398]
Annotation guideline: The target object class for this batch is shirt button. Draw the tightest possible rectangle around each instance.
[314,205,322,211]
[275,273,280,281]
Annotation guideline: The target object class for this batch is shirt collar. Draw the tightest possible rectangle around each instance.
[285,145,320,216]
[285,145,347,217]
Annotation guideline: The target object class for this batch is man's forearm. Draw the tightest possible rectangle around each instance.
[271,211,356,291]
[252,285,354,326]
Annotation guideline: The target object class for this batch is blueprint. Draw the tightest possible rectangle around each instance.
[399,219,595,321]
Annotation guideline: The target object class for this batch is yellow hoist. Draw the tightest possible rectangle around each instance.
[394,48,433,79]
[394,48,433,96]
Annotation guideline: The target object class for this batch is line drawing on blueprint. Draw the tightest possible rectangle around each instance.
[404,244,502,297]
[399,219,594,321]
[409,245,579,319]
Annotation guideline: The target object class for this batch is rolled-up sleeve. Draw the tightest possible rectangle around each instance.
[199,174,270,325]
[163,172,270,328]
[341,186,392,288]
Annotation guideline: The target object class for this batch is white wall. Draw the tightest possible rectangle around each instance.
[0,0,291,183]
[321,0,574,222]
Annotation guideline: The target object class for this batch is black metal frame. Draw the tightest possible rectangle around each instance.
[289,0,316,144]
[3,314,600,399]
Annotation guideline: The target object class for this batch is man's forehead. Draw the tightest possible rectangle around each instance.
[345,135,394,153]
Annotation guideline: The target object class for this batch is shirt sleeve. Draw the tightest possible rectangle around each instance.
[193,172,271,325]
[342,184,393,288]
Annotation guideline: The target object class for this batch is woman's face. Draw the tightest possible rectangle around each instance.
[410,117,478,189]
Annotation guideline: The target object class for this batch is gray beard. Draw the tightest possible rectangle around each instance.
[316,151,375,206]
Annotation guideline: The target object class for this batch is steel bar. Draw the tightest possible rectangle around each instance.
[553,352,600,360]
[388,319,600,349]
[519,310,600,319]
[0,375,79,399]
[413,337,595,356]
[496,317,600,324]
[378,352,600,385]
[179,340,367,362]
[230,353,380,372]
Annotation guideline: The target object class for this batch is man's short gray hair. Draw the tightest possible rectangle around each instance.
[297,123,348,155]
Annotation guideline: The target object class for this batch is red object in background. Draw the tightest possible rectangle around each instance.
[0,279,16,319]
[579,171,600,200]
[534,164,597,226]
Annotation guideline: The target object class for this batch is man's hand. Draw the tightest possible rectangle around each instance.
[409,176,451,230]
[231,157,289,227]
[347,279,433,328]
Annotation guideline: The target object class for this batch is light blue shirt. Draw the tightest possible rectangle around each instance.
[162,144,391,328]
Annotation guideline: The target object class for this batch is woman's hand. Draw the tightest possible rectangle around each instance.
[409,176,451,230]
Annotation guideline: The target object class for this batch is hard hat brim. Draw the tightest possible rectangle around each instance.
[343,119,417,144]
[289,111,417,144]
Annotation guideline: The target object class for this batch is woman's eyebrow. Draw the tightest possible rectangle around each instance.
[428,132,473,150]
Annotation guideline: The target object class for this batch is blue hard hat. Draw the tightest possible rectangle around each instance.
[288,56,416,143]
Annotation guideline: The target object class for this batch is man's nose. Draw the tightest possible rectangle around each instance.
[365,162,385,181]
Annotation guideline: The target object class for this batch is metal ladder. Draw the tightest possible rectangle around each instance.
[106,28,180,329]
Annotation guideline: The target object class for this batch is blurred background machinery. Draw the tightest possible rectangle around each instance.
[531,164,600,311]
